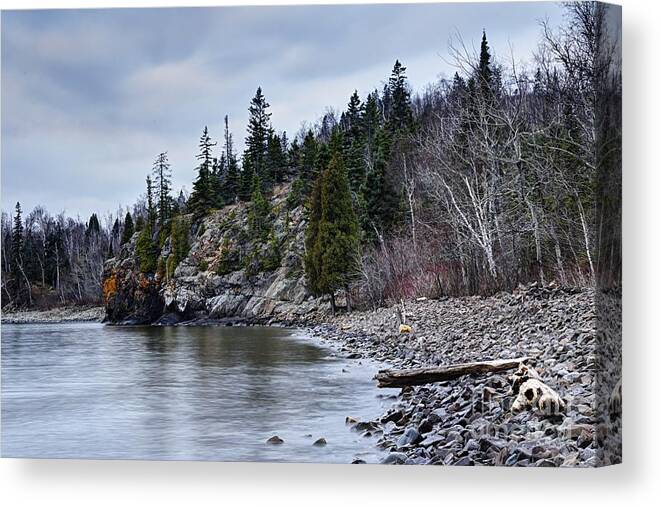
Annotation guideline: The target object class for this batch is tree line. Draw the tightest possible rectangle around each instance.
[2,2,620,312]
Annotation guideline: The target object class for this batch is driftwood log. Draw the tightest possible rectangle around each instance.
[374,357,531,388]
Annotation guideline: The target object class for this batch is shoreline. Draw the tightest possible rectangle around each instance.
[1,306,105,325]
[300,283,621,466]
[3,283,622,466]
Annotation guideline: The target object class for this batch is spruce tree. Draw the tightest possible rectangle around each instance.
[189,126,217,218]
[152,152,172,226]
[86,213,100,236]
[244,87,272,187]
[343,90,366,192]
[304,171,323,297]
[11,202,23,269]
[167,215,190,279]
[247,174,271,241]
[145,175,156,229]
[478,30,493,92]
[120,212,134,245]
[360,128,398,240]
[266,129,286,184]
[387,60,413,134]
[300,130,317,182]
[314,131,360,314]
[135,177,160,273]
[221,115,240,202]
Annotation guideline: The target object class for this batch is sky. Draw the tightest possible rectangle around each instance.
[1,1,564,220]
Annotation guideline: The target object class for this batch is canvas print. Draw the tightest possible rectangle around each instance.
[0,1,621,466]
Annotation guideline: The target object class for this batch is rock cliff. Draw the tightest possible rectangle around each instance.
[102,183,321,325]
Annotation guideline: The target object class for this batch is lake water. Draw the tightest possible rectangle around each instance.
[1,323,392,463]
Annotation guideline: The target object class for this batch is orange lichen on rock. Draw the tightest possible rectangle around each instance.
[102,275,117,303]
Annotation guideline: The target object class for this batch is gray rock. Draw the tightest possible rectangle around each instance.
[397,427,421,447]
[266,435,284,445]
[381,452,408,465]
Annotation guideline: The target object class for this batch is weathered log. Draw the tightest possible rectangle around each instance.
[374,357,531,388]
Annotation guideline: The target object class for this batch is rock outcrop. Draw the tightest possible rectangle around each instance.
[102,183,321,325]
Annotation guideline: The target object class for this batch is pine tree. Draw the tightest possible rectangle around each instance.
[221,115,240,202]
[11,202,23,270]
[145,175,156,229]
[300,130,318,182]
[266,129,286,184]
[166,215,190,279]
[189,126,217,218]
[152,152,172,226]
[360,128,398,240]
[244,87,272,187]
[311,132,360,314]
[136,178,160,273]
[363,92,381,155]
[135,226,158,273]
[304,171,323,297]
[247,174,271,241]
[478,30,493,97]
[343,90,366,192]
[120,212,134,245]
[387,60,413,134]
[86,213,100,236]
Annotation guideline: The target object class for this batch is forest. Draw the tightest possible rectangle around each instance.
[1,2,621,312]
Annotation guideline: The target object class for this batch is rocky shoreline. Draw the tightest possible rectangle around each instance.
[7,281,621,466]
[303,283,622,466]
[1,306,105,324]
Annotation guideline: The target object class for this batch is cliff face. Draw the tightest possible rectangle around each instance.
[102,183,321,325]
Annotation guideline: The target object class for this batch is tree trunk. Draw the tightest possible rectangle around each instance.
[374,357,531,388]
[345,286,352,313]
[329,293,336,316]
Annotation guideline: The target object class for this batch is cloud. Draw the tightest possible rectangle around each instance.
[1,2,564,218]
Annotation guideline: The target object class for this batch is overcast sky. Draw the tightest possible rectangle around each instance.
[1,2,564,220]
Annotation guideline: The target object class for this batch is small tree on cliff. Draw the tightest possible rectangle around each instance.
[189,126,217,218]
[136,178,160,273]
[166,215,190,279]
[120,212,134,245]
[152,151,172,226]
[247,174,271,241]
[305,132,360,314]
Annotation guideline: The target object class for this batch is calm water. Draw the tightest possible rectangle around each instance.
[1,323,391,463]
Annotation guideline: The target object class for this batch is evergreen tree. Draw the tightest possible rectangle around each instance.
[86,213,100,237]
[135,226,158,273]
[238,163,255,202]
[363,92,381,156]
[166,215,190,279]
[120,212,134,245]
[266,129,287,184]
[304,171,323,297]
[11,202,23,269]
[478,30,494,97]
[145,175,156,229]
[210,156,225,208]
[247,174,271,241]
[316,132,360,314]
[387,60,413,134]
[244,87,272,187]
[300,130,318,182]
[343,90,366,192]
[360,128,398,240]
[152,151,172,226]
[189,126,217,218]
[221,115,240,202]
[136,177,160,273]
[305,132,360,314]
